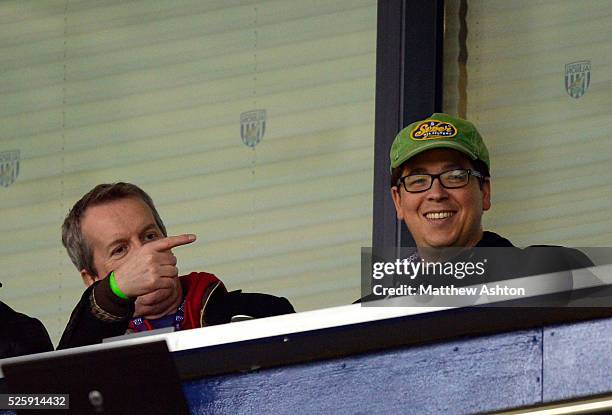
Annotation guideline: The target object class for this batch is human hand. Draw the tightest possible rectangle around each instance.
[133,280,183,319]
[113,234,196,298]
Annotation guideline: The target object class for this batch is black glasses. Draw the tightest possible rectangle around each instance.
[397,169,484,193]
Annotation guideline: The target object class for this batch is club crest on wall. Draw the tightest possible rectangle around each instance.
[565,60,591,99]
[240,109,266,148]
[0,150,20,188]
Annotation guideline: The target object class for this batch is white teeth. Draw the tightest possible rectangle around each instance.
[425,211,454,220]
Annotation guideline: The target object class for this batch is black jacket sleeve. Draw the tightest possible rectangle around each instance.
[57,282,132,350]
[0,302,53,359]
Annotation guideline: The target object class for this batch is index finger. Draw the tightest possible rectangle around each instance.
[151,234,196,251]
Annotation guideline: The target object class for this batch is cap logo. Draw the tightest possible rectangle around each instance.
[410,120,457,140]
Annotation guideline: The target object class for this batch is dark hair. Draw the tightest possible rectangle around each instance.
[61,182,167,275]
[390,158,490,189]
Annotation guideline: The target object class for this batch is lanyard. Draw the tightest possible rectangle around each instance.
[129,297,186,333]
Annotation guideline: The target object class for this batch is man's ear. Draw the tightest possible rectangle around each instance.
[482,179,491,211]
[80,269,99,287]
[390,187,404,220]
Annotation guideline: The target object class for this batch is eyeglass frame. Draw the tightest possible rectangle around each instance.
[396,169,486,193]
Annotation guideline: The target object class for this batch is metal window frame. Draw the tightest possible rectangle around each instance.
[372,0,445,249]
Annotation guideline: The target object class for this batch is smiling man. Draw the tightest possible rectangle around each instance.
[389,113,499,251]
[58,183,294,349]
[377,113,593,302]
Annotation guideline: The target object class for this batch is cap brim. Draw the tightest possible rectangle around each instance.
[392,141,478,170]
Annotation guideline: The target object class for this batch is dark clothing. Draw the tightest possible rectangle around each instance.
[0,301,53,359]
[58,272,295,350]
[57,283,130,350]
[476,231,514,247]
[358,231,593,303]
[475,231,593,282]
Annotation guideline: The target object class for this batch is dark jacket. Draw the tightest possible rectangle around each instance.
[415,231,592,283]
[58,272,295,350]
[475,231,593,282]
[358,231,593,303]
[0,301,53,359]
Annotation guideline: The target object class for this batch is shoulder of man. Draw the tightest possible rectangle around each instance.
[478,231,593,277]
[181,272,295,327]
[522,245,594,273]
[0,301,53,358]
[479,231,593,270]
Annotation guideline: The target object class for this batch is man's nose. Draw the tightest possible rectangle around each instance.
[132,239,145,250]
[426,177,449,201]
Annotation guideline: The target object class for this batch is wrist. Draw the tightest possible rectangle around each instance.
[90,276,134,321]
[108,271,129,300]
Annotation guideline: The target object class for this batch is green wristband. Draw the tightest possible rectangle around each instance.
[109,271,129,300]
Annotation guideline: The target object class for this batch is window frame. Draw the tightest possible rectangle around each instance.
[372,0,445,249]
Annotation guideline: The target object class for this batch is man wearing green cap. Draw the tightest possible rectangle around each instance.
[386,113,591,283]
[389,113,500,250]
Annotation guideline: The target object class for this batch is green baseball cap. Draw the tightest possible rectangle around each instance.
[389,113,490,173]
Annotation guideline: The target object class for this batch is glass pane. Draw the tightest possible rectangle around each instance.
[0,0,377,344]
[443,0,612,246]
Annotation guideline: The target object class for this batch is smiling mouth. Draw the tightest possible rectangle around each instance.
[424,211,455,220]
